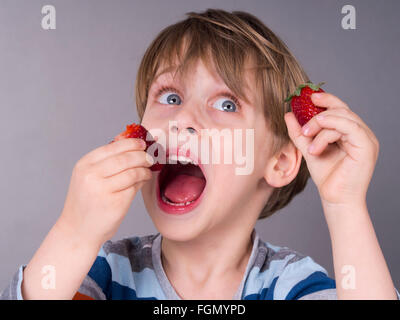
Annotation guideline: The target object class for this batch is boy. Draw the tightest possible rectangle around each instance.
[1,8,398,300]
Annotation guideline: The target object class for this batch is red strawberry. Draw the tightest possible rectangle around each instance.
[285,82,327,126]
[111,123,164,171]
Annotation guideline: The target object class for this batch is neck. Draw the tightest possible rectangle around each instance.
[161,223,255,285]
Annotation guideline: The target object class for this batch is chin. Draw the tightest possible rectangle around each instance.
[147,198,210,242]
[155,222,203,242]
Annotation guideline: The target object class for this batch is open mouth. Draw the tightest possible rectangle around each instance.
[156,157,207,215]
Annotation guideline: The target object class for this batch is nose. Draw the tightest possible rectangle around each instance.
[169,104,201,136]
[170,124,197,135]
[169,121,198,159]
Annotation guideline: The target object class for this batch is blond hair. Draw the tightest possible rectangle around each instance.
[135,8,310,219]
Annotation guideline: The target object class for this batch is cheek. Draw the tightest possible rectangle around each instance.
[212,163,249,194]
[143,103,177,121]
[140,178,154,203]
[251,118,275,170]
[140,108,151,127]
[208,163,258,218]
[140,106,171,135]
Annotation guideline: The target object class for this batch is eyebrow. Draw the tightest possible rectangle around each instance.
[152,65,252,106]
[153,65,180,83]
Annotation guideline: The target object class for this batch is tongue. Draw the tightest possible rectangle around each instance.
[164,174,206,203]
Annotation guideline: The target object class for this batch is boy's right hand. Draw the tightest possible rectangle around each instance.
[57,138,154,246]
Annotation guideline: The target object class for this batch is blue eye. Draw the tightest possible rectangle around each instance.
[213,98,237,112]
[159,92,182,105]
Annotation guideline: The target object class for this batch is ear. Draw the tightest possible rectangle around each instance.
[263,141,303,188]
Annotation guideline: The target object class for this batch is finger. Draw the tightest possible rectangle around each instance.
[311,92,349,110]
[308,129,342,156]
[284,112,312,156]
[106,167,152,193]
[304,108,379,151]
[97,150,154,178]
[115,180,147,204]
[314,114,369,149]
[320,108,378,146]
[83,138,146,165]
[302,108,361,138]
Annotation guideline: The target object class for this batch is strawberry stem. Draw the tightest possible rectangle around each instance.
[285,81,326,103]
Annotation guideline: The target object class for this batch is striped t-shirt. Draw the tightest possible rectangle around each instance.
[1,229,339,300]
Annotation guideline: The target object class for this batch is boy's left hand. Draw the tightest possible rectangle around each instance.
[284,92,379,207]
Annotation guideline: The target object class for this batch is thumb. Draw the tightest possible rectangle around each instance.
[284,112,312,156]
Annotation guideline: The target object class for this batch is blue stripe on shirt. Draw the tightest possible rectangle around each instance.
[243,276,278,300]
[88,256,159,300]
[88,256,112,299]
[285,271,336,300]
[110,281,157,300]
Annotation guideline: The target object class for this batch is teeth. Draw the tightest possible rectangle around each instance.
[168,154,197,165]
[177,155,192,165]
[162,193,195,206]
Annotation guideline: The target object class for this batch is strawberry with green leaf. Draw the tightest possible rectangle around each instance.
[285,82,327,126]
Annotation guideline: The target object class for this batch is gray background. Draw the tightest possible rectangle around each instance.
[1,0,399,291]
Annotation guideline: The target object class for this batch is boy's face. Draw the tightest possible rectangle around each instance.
[140,58,275,241]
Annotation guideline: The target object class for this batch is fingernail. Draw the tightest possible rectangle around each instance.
[146,153,155,165]
[302,125,310,135]
[312,93,322,99]
[316,114,324,120]
[140,139,147,148]
[308,144,315,154]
